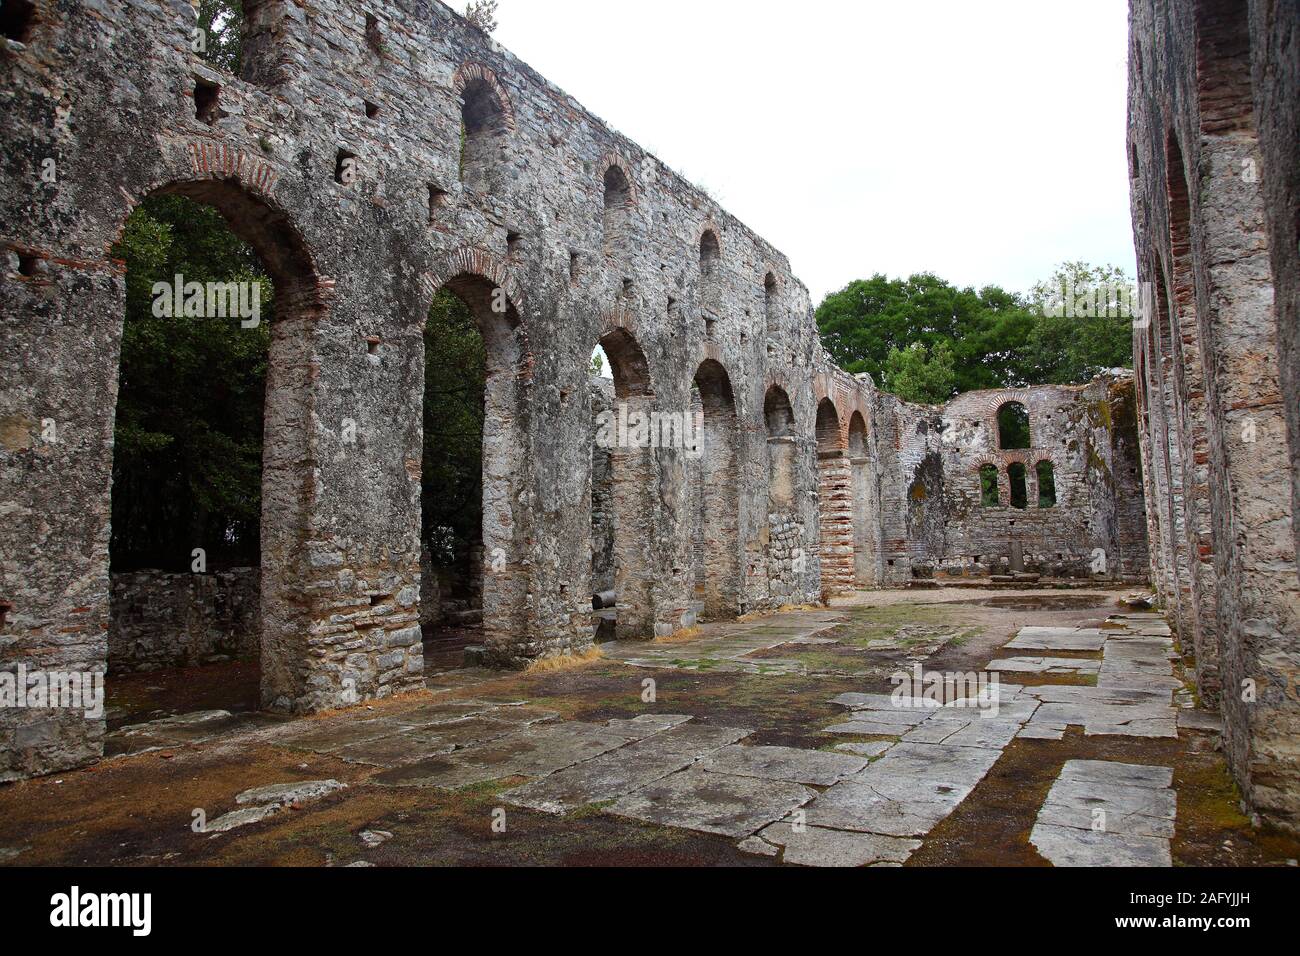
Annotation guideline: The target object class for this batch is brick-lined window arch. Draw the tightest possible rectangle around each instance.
[602,162,632,253]
[1194,0,1255,135]
[1036,460,1056,508]
[1007,462,1028,509]
[815,398,842,453]
[764,272,779,332]
[997,401,1031,449]
[700,229,720,278]
[455,63,513,194]
[979,465,1000,506]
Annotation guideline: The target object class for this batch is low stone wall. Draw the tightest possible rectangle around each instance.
[109,569,260,672]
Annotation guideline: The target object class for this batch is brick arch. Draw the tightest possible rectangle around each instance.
[598,151,638,206]
[110,174,332,713]
[815,396,845,452]
[419,246,531,379]
[117,162,331,315]
[452,61,517,130]
[597,307,653,399]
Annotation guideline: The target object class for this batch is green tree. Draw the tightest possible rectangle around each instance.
[817,273,1039,395]
[816,263,1135,401]
[196,0,244,74]
[111,194,272,571]
[881,341,957,404]
[1022,261,1136,384]
[422,290,486,566]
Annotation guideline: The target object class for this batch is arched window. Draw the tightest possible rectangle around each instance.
[764,385,794,437]
[700,230,720,278]
[979,465,1000,506]
[1036,460,1056,508]
[764,386,796,513]
[459,74,509,193]
[764,272,778,332]
[815,398,841,453]
[602,164,631,252]
[1008,462,1028,509]
[997,401,1031,449]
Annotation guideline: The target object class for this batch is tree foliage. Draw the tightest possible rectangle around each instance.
[816,263,1134,404]
[111,195,272,571]
[422,290,486,566]
[880,341,956,405]
[196,0,243,74]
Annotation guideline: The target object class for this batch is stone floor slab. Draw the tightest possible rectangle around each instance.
[1030,822,1172,866]
[988,657,1101,675]
[608,767,815,838]
[371,722,632,790]
[1006,627,1106,652]
[747,822,921,867]
[699,745,867,786]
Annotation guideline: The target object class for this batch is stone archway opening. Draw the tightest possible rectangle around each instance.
[764,386,800,604]
[107,178,321,722]
[589,326,655,640]
[815,397,852,596]
[419,273,527,668]
[997,401,1031,449]
[688,359,740,622]
[459,73,510,195]
[848,411,876,587]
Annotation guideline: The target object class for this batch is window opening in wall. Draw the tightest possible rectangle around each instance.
[700,230,720,277]
[997,401,1031,449]
[979,465,1000,506]
[1036,460,1056,508]
[602,164,631,252]
[1008,462,1028,509]
[0,0,35,42]
[764,272,778,332]
[194,77,222,125]
[459,73,509,193]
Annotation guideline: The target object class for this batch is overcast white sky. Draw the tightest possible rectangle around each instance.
[491,0,1136,304]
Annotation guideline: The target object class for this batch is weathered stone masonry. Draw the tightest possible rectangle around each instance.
[1128,0,1300,831]
[1,1,1148,783]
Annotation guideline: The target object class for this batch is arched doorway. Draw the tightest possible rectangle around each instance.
[419,271,529,667]
[108,178,322,716]
[689,360,740,621]
[590,326,655,639]
[848,411,877,587]
[815,397,852,596]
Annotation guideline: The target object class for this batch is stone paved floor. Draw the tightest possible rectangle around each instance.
[2,588,1298,868]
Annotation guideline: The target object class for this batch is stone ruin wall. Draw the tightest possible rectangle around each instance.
[1128,0,1299,830]
[110,569,260,672]
[1,0,1147,783]
[879,377,1150,584]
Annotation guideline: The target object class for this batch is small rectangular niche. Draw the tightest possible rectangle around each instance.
[1,0,36,42]
[365,13,382,54]
[428,184,448,220]
[569,251,581,282]
[194,77,221,125]
[507,231,524,258]
[364,100,380,119]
